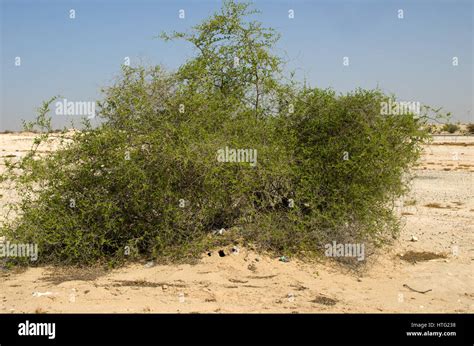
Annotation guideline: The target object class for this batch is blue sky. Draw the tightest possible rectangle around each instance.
[1,0,472,130]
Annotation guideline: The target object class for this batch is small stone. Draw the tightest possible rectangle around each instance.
[32,291,54,297]
[410,235,418,242]
[247,263,257,272]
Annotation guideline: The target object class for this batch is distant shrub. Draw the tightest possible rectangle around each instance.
[466,123,474,134]
[442,123,460,133]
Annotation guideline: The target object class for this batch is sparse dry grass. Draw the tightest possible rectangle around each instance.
[40,266,108,285]
[399,251,447,264]
[424,203,445,209]
[312,295,338,306]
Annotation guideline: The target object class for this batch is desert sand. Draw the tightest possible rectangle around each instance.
[0,133,473,313]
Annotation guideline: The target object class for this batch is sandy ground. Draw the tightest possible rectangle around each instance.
[0,133,472,313]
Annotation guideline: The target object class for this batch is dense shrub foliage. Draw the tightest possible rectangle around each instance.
[1,1,432,266]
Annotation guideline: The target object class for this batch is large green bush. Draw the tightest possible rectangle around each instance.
[1,1,432,266]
